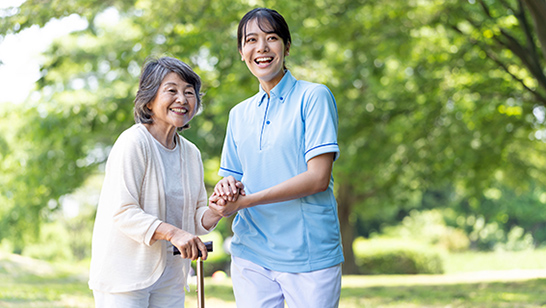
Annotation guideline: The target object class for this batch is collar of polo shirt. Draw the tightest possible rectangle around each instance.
[258,70,296,106]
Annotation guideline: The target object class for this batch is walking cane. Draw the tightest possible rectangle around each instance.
[174,241,213,308]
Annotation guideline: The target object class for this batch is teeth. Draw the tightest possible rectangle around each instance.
[256,57,272,63]
[170,108,187,114]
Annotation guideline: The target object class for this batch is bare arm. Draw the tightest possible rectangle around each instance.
[210,153,334,217]
[201,207,223,231]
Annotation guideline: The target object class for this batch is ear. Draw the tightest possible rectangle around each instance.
[285,42,291,56]
[239,50,245,61]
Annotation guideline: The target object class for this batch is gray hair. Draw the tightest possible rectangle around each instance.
[134,57,202,131]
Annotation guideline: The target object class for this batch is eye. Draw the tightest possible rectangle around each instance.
[245,37,256,43]
[185,90,195,96]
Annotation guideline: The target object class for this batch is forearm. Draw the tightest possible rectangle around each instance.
[152,222,179,243]
[201,208,222,230]
[241,153,334,208]
[244,170,327,208]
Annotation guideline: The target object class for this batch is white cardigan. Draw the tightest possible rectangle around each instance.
[88,124,211,292]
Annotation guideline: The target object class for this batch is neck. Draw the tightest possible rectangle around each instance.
[144,123,177,149]
[260,70,286,97]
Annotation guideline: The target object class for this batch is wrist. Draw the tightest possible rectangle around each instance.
[241,193,256,209]
[209,208,223,221]
[165,226,178,242]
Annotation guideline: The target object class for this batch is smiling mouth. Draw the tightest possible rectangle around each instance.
[170,107,188,115]
[255,57,273,65]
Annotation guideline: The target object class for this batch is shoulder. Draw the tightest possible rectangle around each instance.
[104,125,151,173]
[109,124,152,161]
[292,81,336,112]
[115,124,150,150]
[296,80,333,99]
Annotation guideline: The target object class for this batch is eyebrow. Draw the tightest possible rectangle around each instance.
[246,30,277,37]
[163,81,193,88]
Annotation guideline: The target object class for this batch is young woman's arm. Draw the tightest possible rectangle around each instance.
[209,152,334,217]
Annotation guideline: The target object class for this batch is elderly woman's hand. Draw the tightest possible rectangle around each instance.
[209,193,248,218]
[170,229,208,261]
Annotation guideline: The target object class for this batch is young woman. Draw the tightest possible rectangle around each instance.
[209,8,344,308]
[89,57,224,307]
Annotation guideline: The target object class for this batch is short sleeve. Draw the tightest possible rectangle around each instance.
[303,85,340,162]
[219,111,244,181]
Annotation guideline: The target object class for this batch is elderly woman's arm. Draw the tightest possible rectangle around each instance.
[152,206,222,261]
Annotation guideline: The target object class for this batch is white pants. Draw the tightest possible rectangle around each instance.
[231,256,342,308]
[93,254,185,308]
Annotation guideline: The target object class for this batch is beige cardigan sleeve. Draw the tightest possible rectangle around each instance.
[89,125,166,292]
[110,127,163,246]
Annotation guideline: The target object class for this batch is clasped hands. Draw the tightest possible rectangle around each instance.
[209,176,246,217]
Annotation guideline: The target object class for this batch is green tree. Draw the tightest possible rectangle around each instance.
[314,0,546,272]
[1,0,545,274]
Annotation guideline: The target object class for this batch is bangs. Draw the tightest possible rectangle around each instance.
[238,8,291,51]
[246,15,278,36]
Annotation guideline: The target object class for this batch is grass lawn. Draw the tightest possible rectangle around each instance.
[2,250,546,307]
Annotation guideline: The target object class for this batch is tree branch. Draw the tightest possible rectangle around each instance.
[478,0,546,91]
[460,2,546,104]
[451,24,546,105]
[521,0,546,62]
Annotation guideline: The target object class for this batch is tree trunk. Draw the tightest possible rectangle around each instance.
[337,182,360,275]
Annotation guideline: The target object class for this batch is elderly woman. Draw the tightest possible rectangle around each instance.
[89,57,225,307]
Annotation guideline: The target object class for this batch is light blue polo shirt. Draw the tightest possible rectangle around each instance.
[219,70,344,273]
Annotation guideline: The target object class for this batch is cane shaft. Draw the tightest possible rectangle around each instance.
[197,257,205,308]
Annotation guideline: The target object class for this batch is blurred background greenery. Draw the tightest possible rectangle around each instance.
[1,0,546,278]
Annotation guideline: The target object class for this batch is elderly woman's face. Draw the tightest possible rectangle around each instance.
[146,72,197,131]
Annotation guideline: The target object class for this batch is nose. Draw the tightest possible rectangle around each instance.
[257,38,269,53]
[176,93,187,104]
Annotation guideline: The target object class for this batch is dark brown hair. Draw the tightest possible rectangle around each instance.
[237,8,291,53]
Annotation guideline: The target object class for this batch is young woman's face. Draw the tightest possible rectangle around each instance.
[240,18,290,89]
[147,72,197,132]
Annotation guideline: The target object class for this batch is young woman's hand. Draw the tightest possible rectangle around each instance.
[214,176,246,202]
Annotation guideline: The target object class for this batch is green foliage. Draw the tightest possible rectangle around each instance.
[17,205,95,262]
[382,209,470,252]
[463,218,535,251]
[1,0,546,274]
[22,223,74,262]
[353,237,444,275]
[447,184,546,248]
